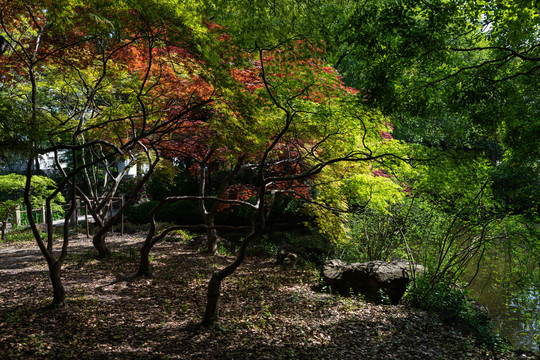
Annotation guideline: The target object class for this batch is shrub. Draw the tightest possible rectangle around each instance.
[146,165,198,201]
[122,221,148,234]
[2,226,47,243]
[125,200,203,225]
[330,202,419,263]
[125,201,158,224]
[405,276,509,351]
[158,200,204,225]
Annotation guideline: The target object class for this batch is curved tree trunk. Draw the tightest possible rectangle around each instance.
[92,194,137,258]
[136,242,153,278]
[49,261,66,307]
[202,273,223,327]
[92,230,111,258]
[25,157,70,309]
[135,200,171,278]
[202,232,255,327]
[92,202,127,258]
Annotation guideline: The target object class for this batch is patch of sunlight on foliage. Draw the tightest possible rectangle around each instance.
[305,161,407,243]
[343,172,406,213]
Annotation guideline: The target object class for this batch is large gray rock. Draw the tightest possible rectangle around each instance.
[322,259,425,304]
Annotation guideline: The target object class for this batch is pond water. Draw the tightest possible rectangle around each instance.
[464,263,539,354]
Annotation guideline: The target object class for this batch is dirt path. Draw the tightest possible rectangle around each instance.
[0,234,142,274]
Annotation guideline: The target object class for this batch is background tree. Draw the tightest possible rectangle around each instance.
[317,0,539,215]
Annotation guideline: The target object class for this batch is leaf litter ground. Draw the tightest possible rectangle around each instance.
[0,233,536,359]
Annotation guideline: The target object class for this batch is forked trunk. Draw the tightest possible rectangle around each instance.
[91,162,157,258]
[202,233,255,327]
[92,230,111,258]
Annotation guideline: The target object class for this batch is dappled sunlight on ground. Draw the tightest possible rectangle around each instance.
[0,234,529,359]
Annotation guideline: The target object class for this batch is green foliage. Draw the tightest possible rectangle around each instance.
[160,201,204,225]
[1,1,536,348]
[2,226,46,243]
[125,201,157,224]
[494,215,540,286]
[332,205,408,263]
[306,161,409,243]
[328,192,481,265]
[0,93,34,159]
[406,276,509,351]
[121,221,148,234]
[116,177,139,198]
[403,149,495,212]
[146,162,183,201]
[146,166,198,201]
[126,200,204,225]
[492,160,540,216]
[313,0,539,218]
[203,0,333,49]
[0,174,65,232]
[0,174,63,206]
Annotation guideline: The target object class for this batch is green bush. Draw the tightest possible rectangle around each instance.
[0,174,65,240]
[125,201,158,224]
[330,200,431,263]
[146,166,199,201]
[122,221,148,234]
[405,276,509,351]
[3,226,48,243]
[215,203,255,226]
[158,200,204,225]
[267,197,307,224]
[125,200,204,225]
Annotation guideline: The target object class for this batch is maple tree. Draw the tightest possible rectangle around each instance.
[0,2,536,353]
[149,28,408,251]
[0,0,216,305]
[198,37,411,325]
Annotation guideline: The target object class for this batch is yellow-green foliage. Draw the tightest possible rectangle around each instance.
[306,160,408,243]
[0,174,65,214]
[342,172,406,211]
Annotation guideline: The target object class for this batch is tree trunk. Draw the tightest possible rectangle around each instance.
[205,216,218,255]
[202,233,255,327]
[92,208,123,258]
[91,159,157,258]
[136,243,153,278]
[92,230,111,258]
[202,273,222,327]
[49,261,65,307]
